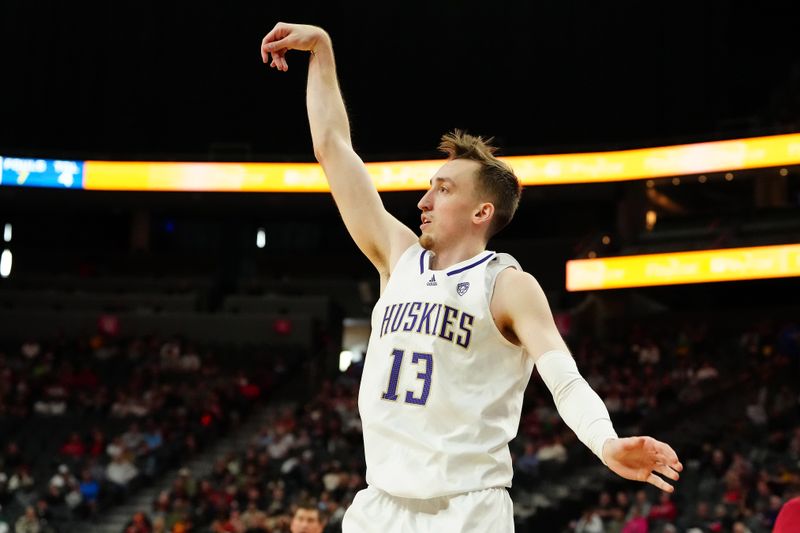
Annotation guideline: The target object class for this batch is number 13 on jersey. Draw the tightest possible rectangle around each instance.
[381,348,433,406]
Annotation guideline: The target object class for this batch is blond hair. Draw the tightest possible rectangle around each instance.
[438,130,521,238]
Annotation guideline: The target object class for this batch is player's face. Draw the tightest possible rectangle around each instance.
[290,509,323,533]
[417,159,484,251]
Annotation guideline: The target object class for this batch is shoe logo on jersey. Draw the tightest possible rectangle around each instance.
[456,282,470,296]
[426,275,437,286]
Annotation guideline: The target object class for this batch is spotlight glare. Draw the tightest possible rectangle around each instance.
[339,350,353,372]
[256,228,266,249]
[646,210,657,231]
[2,224,10,243]
[0,250,11,278]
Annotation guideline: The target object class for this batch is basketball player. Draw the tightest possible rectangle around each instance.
[261,22,683,533]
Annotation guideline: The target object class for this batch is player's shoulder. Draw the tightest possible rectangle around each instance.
[489,260,549,326]
[493,263,546,302]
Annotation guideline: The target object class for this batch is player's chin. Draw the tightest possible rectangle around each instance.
[419,233,434,250]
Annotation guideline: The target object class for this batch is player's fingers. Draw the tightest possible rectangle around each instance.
[646,472,674,493]
[272,50,288,72]
[262,42,286,63]
[264,37,293,54]
[653,463,680,481]
[262,23,287,45]
[654,441,682,471]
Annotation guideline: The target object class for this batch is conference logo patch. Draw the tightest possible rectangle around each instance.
[457,282,470,296]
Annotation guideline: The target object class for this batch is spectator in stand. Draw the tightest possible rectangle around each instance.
[106,454,139,498]
[764,494,786,530]
[14,506,41,533]
[122,422,145,454]
[33,499,53,528]
[151,516,167,533]
[87,427,107,457]
[3,442,25,471]
[515,440,539,480]
[106,436,126,460]
[8,465,34,495]
[165,497,192,532]
[241,501,268,531]
[574,508,603,533]
[124,511,152,533]
[180,345,202,372]
[647,491,676,527]
[628,490,651,520]
[78,468,100,517]
[637,339,661,366]
[290,503,325,533]
[695,360,719,381]
[537,435,567,464]
[621,504,648,533]
[48,464,75,492]
[604,491,630,532]
[59,431,86,458]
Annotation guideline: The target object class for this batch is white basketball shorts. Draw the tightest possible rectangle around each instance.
[342,485,514,533]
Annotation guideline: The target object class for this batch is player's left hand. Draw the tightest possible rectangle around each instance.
[602,436,683,493]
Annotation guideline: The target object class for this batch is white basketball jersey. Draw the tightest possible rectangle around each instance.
[359,243,534,499]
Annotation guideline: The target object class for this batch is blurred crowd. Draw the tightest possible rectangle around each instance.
[0,334,282,533]
[1,317,797,533]
[128,319,798,533]
[569,320,800,533]
[126,377,364,533]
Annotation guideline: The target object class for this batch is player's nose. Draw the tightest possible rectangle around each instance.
[417,189,433,211]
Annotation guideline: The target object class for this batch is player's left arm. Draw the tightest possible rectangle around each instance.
[492,268,684,492]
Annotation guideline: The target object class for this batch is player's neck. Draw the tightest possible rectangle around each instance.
[428,242,486,271]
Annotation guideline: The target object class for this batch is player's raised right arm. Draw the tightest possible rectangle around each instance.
[262,23,417,276]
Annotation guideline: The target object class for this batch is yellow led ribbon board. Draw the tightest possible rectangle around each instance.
[71,133,800,192]
[566,244,800,291]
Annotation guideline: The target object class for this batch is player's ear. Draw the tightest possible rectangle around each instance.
[473,202,494,226]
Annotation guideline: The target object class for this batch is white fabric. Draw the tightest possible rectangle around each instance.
[342,485,513,533]
[535,349,618,463]
[360,243,532,499]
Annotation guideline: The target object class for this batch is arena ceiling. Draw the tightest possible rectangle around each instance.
[0,1,798,160]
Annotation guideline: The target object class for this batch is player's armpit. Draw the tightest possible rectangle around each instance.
[491,268,570,362]
[316,138,417,274]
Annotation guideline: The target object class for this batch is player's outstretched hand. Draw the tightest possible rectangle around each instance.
[602,436,683,493]
[260,22,328,72]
